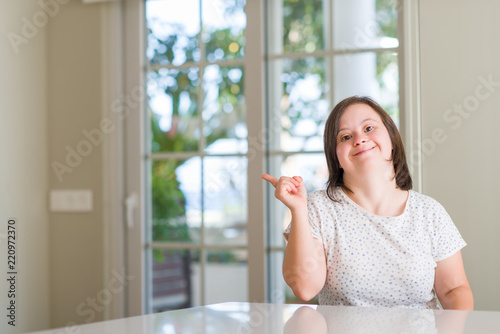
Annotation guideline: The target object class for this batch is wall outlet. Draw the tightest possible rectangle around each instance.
[50,190,93,212]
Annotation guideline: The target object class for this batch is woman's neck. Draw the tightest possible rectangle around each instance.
[342,170,408,217]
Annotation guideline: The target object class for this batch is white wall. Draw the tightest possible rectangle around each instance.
[1,1,111,332]
[0,1,50,333]
[47,1,108,328]
[419,0,500,311]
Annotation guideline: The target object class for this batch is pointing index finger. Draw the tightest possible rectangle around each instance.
[262,174,279,187]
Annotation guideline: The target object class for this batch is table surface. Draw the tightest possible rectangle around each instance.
[29,302,500,334]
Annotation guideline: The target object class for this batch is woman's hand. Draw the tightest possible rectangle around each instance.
[262,174,307,211]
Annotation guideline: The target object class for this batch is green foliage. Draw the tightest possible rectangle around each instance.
[205,66,245,147]
[375,0,399,81]
[375,0,400,117]
[375,0,399,39]
[208,251,237,263]
[281,57,327,140]
[151,111,198,153]
[151,160,186,220]
[205,27,245,61]
[283,0,324,53]
[151,159,190,262]
[148,23,199,65]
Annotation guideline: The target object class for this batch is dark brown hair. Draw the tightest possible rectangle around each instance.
[323,96,412,201]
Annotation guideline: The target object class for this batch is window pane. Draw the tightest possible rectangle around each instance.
[205,250,248,304]
[148,68,200,153]
[281,153,328,195]
[334,51,399,120]
[333,0,398,50]
[283,0,325,53]
[146,0,201,65]
[269,57,329,152]
[151,249,200,312]
[202,0,246,61]
[203,65,247,153]
[269,251,286,303]
[152,158,201,243]
[203,156,247,246]
[268,153,328,248]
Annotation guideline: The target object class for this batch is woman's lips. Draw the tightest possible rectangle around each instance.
[354,146,375,156]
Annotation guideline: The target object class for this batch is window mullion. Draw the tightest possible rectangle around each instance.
[265,47,399,61]
[197,0,207,307]
[198,0,206,154]
[146,59,245,72]
[246,0,267,303]
[328,0,335,107]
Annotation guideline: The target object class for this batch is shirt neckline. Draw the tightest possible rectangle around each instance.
[338,187,412,219]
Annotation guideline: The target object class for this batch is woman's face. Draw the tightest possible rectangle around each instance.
[335,103,393,175]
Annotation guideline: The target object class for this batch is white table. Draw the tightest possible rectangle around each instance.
[28,302,500,333]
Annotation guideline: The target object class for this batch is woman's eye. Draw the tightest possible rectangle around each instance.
[365,126,374,132]
[340,135,351,142]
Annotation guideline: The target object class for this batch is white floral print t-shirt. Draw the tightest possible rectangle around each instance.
[284,187,466,308]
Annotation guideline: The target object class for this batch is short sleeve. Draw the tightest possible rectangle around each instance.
[283,191,323,241]
[431,202,467,262]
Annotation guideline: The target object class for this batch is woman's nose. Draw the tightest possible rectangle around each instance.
[353,133,368,146]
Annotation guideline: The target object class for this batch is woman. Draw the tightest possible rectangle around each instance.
[262,96,473,309]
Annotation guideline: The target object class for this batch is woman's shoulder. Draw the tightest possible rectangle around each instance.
[308,187,343,199]
[307,189,329,202]
[307,187,345,206]
[408,190,447,212]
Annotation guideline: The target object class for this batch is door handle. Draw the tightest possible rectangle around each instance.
[125,193,137,229]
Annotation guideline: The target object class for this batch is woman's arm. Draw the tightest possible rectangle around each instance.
[262,174,327,301]
[283,208,327,301]
[434,250,474,310]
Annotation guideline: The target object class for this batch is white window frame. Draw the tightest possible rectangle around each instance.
[122,0,147,316]
[399,0,422,191]
[114,0,268,315]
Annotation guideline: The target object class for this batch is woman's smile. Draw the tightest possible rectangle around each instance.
[353,145,376,156]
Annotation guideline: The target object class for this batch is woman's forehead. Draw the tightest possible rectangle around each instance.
[338,103,381,126]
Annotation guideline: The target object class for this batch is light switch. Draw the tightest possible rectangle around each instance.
[50,190,93,212]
